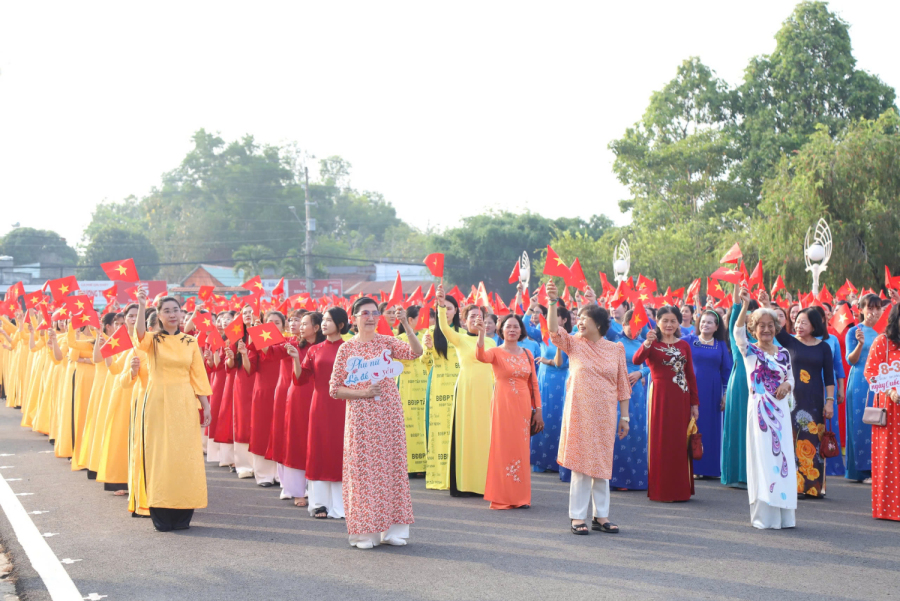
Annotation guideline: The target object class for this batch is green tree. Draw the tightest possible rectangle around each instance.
[753,110,900,292]
[232,245,278,277]
[0,227,78,266]
[79,226,160,280]
[83,196,147,240]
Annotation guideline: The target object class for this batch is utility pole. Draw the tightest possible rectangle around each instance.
[303,167,314,295]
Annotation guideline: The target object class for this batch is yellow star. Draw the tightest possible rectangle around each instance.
[634,315,644,325]
[638,283,647,289]
[116,264,128,275]
[79,314,91,323]
[839,314,849,323]
[202,318,211,327]
[724,269,737,275]
[554,257,566,266]
[260,331,272,341]
[639,293,649,301]
[75,300,84,310]
[254,282,263,289]
[107,337,120,349]
[58,307,68,316]
[58,284,69,294]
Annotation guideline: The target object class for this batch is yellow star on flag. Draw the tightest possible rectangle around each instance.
[639,293,649,301]
[116,264,128,275]
[58,284,69,294]
[58,307,68,316]
[79,314,90,323]
[231,323,242,334]
[261,331,272,341]
[75,300,85,310]
[254,282,264,289]
[635,315,644,325]
[554,257,566,266]
[107,337,120,349]
[839,314,848,323]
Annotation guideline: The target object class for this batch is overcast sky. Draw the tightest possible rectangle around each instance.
[1,1,898,251]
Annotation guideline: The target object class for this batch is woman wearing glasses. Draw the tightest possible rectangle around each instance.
[329,298,423,549]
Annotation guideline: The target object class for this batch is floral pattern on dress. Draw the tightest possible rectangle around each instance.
[661,344,689,393]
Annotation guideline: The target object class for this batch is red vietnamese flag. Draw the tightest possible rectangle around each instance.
[124,285,141,301]
[101,258,140,282]
[476,282,490,307]
[538,313,550,344]
[509,295,522,316]
[198,286,215,302]
[47,275,79,302]
[748,260,764,288]
[829,303,855,335]
[543,246,571,280]
[446,285,465,305]
[494,295,510,317]
[0,297,18,318]
[248,322,285,350]
[508,261,521,284]
[566,258,589,292]
[707,278,726,300]
[711,265,742,285]
[715,295,734,309]
[835,280,852,301]
[536,284,549,307]
[770,275,786,297]
[561,284,572,305]
[387,272,404,308]
[424,284,436,301]
[206,331,225,351]
[100,325,134,358]
[6,281,24,300]
[225,319,245,345]
[845,279,859,296]
[102,283,118,303]
[635,274,656,294]
[74,309,101,329]
[874,306,890,334]
[276,297,291,316]
[241,275,265,296]
[63,295,94,316]
[405,286,425,308]
[416,302,432,330]
[609,281,629,309]
[182,297,196,313]
[685,278,701,300]
[23,290,45,310]
[670,287,685,300]
[720,243,742,264]
[885,266,900,290]
[817,284,833,306]
[598,272,616,296]
[194,312,217,334]
[376,316,395,337]
[629,300,649,332]
[38,303,53,330]
[423,253,444,278]
[271,277,285,299]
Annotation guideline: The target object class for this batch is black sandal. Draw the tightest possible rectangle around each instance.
[571,521,589,535]
[592,518,619,533]
[313,506,328,519]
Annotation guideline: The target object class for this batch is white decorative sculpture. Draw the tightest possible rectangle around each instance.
[804,218,832,295]
[613,239,630,284]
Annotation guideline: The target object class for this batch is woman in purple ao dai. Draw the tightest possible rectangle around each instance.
[734,287,797,530]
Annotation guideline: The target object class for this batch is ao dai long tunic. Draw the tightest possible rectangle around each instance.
[722,308,750,487]
[863,335,900,521]
[845,324,877,481]
[266,339,299,465]
[523,318,570,476]
[132,331,212,511]
[281,343,315,471]
[611,334,651,490]
[297,339,345,482]
[247,343,280,457]
[733,326,797,526]
[329,334,417,536]
[437,307,495,495]
[682,334,733,478]
[775,330,834,497]
[820,334,845,477]
[552,327,630,480]
[475,346,540,509]
[633,340,700,502]
[423,333,459,490]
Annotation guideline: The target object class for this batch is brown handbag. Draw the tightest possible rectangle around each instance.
[863,338,889,427]
[687,417,703,460]
[820,420,840,459]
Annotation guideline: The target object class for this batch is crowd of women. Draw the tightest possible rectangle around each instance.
[0,270,898,547]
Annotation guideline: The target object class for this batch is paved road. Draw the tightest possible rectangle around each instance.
[0,406,897,601]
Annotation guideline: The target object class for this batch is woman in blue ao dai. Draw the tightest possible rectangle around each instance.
[610,310,650,490]
[844,294,883,482]
[682,307,733,478]
[734,288,796,529]
[523,291,571,481]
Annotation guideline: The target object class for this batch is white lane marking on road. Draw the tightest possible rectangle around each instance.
[29,510,49,515]
[60,559,81,565]
[15,493,34,496]
[0,454,14,457]
[0,472,83,600]
[5,478,21,481]
[39,451,54,454]
[84,594,107,600]
[0,466,14,469]
[43,533,59,537]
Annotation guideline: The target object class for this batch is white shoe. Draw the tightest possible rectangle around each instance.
[279,490,292,500]
[354,540,375,550]
[382,537,407,546]
[237,471,254,479]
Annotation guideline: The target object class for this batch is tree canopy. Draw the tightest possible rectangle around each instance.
[0,227,78,266]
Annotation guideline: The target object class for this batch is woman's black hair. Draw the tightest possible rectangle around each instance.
[299,311,325,347]
[884,304,900,346]
[797,307,828,339]
[858,293,882,313]
[748,299,760,313]
[557,305,572,334]
[326,306,351,335]
[484,313,498,325]
[354,297,380,316]
[682,304,695,319]
[698,309,727,341]
[578,304,611,336]
[434,295,460,360]
[101,312,117,330]
[264,310,286,330]
[398,306,419,337]
[810,306,830,340]
[497,313,526,342]
[654,306,683,339]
